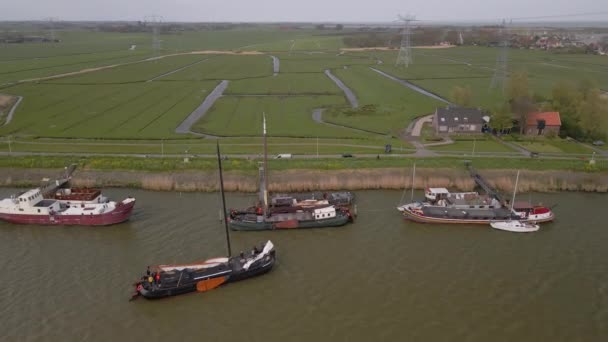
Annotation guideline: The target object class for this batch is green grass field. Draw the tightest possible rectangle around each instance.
[427,136,514,153]
[191,95,367,138]
[509,138,595,154]
[1,28,607,156]
[323,65,442,135]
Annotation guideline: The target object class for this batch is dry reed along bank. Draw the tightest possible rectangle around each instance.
[1,168,607,193]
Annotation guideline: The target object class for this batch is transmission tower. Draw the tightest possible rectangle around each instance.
[490,19,509,92]
[395,14,416,67]
[45,17,60,42]
[145,15,163,56]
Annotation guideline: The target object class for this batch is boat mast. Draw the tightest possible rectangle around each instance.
[410,162,416,202]
[509,170,520,215]
[216,142,232,257]
[262,113,269,217]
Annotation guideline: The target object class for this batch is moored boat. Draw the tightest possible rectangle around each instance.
[397,165,554,225]
[490,220,539,232]
[131,142,276,300]
[229,205,353,231]
[133,241,276,299]
[0,188,135,226]
[228,114,354,231]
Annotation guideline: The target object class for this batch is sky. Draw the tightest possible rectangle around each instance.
[3,0,608,22]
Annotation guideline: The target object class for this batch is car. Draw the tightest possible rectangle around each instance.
[530,152,539,158]
[592,140,605,146]
[342,153,353,158]
[274,154,292,159]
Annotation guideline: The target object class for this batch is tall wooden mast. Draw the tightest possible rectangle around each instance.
[216,141,231,257]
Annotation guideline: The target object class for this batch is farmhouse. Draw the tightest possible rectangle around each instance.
[433,106,489,134]
[525,112,561,136]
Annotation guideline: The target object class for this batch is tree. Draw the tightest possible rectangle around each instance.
[578,88,608,141]
[507,71,535,134]
[449,86,473,107]
[550,81,582,138]
[491,102,514,133]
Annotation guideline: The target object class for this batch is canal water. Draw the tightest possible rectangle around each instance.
[0,189,606,342]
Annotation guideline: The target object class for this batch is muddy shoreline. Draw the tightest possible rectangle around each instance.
[0,168,606,193]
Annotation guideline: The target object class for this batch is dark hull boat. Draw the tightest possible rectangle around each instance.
[130,142,276,301]
[229,206,353,231]
[228,115,355,231]
[132,241,276,300]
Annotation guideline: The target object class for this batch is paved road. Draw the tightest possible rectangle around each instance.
[410,114,433,137]
[324,69,358,108]
[175,80,228,137]
[1,149,604,161]
[3,95,23,126]
[370,68,454,105]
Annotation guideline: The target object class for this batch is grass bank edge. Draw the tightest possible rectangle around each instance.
[0,155,605,173]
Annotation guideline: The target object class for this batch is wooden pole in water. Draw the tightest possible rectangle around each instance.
[216,141,231,257]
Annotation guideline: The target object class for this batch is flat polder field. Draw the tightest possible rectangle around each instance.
[1,26,607,157]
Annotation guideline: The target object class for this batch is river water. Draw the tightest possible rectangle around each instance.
[0,188,606,342]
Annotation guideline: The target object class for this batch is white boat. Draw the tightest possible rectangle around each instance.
[490,220,539,232]
[489,171,540,233]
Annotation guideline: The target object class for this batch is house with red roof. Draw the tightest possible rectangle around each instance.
[525,112,561,136]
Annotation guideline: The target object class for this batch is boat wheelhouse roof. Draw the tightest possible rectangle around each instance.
[427,188,449,194]
[18,188,42,199]
[513,201,533,210]
[33,199,58,207]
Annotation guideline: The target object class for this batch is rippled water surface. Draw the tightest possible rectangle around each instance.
[0,188,606,342]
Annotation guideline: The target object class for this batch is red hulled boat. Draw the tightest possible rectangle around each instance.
[0,187,135,226]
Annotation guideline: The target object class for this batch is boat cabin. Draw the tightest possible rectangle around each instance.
[14,188,62,214]
[425,188,450,201]
[17,189,44,206]
[313,206,336,220]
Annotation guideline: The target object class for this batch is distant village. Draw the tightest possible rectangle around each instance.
[505,32,608,55]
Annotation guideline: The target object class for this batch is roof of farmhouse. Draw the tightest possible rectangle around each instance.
[436,107,488,126]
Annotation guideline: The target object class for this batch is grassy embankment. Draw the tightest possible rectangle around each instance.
[502,135,595,154]
[0,156,606,193]
[427,136,514,153]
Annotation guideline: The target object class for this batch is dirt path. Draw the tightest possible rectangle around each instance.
[14,50,264,84]
[324,70,358,108]
[370,68,453,105]
[175,80,229,137]
[147,58,209,82]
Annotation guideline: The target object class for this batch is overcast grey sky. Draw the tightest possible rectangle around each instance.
[3,0,608,22]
